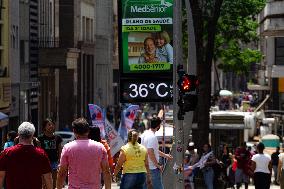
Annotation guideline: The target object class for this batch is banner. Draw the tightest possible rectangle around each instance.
[88,104,106,138]
[120,0,173,74]
[118,105,140,142]
[105,119,125,156]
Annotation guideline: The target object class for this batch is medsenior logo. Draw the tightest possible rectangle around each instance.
[129,0,172,13]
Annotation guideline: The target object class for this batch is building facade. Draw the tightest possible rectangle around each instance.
[39,0,114,130]
[0,0,11,116]
[258,0,284,110]
[8,0,20,129]
[19,0,40,130]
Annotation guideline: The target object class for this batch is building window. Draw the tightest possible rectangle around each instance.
[86,17,90,41]
[82,16,86,41]
[275,37,284,65]
[90,18,93,42]
[11,25,18,49]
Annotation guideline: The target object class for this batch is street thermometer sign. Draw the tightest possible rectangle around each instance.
[119,0,173,103]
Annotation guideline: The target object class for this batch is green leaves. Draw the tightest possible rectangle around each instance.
[217,43,262,74]
[215,0,265,74]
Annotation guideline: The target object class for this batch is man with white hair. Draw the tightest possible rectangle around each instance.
[0,122,52,189]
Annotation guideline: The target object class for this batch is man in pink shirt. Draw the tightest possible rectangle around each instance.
[56,118,111,189]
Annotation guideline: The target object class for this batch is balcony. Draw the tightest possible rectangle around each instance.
[38,38,60,48]
[39,48,80,69]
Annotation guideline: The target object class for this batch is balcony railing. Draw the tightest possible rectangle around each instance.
[38,37,60,48]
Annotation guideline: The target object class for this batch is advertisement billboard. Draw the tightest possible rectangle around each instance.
[120,0,173,74]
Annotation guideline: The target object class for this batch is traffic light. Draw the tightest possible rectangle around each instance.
[178,74,198,93]
[176,66,199,119]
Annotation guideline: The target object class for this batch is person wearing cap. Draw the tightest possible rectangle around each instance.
[56,118,111,189]
[0,122,53,189]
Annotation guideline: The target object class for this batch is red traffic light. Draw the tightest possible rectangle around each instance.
[178,74,198,92]
[182,76,191,91]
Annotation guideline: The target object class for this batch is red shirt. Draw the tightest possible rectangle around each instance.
[0,144,51,189]
[235,147,251,170]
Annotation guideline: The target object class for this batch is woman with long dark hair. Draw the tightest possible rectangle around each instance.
[251,142,272,189]
[113,129,151,189]
[88,127,114,172]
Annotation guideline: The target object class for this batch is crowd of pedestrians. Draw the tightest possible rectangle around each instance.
[184,141,284,189]
[0,116,284,189]
[0,116,174,189]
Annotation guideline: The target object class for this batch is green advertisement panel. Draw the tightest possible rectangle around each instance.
[120,0,173,74]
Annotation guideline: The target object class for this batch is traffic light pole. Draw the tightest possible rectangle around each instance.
[173,0,184,188]
[183,0,197,150]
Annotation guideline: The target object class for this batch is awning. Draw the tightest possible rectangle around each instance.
[272,65,284,78]
[210,123,245,129]
[247,84,270,91]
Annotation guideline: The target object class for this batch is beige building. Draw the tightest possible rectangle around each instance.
[256,0,284,110]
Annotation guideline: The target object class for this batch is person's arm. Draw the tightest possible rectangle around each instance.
[205,155,217,167]
[148,148,162,171]
[159,150,173,160]
[113,150,126,178]
[57,136,63,160]
[251,160,256,172]
[56,165,68,189]
[0,171,5,188]
[144,153,152,187]
[58,144,63,160]
[277,158,282,183]
[101,156,111,189]
[165,43,173,63]
[268,160,272,174]
[42,172,53,189]
[3,142,9,150]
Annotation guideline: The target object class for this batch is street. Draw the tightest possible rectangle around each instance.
[101,182,280,189]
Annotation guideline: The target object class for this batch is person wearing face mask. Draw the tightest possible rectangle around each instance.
[155,31,173,64]
[138,37,167,64]
[141,117,173,189]
[38,118,63,189]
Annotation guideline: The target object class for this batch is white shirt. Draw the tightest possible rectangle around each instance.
[141,130,159,170]
[252,153,271,174]
[279,153,284,169]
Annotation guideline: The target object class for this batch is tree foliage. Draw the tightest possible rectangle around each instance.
[215,0,266,74]
[185,0,266,146]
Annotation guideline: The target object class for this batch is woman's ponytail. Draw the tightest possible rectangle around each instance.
[127,129,139,145]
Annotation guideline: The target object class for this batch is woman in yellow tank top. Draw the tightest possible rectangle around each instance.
[113,129,152,189]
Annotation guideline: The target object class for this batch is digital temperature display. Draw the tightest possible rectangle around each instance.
[120,79,173,103]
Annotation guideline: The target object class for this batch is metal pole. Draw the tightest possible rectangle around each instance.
[162,105,166,166]
[173,0,184,188]
[183,0,197,150]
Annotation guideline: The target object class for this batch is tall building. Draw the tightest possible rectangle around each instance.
[0,0,11,144]
[19,0,40,129]
[0,0,11,115]
[38,0,113,130]
[8,0,20,129]
[94,0,114,108]
[258,0,284,110]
